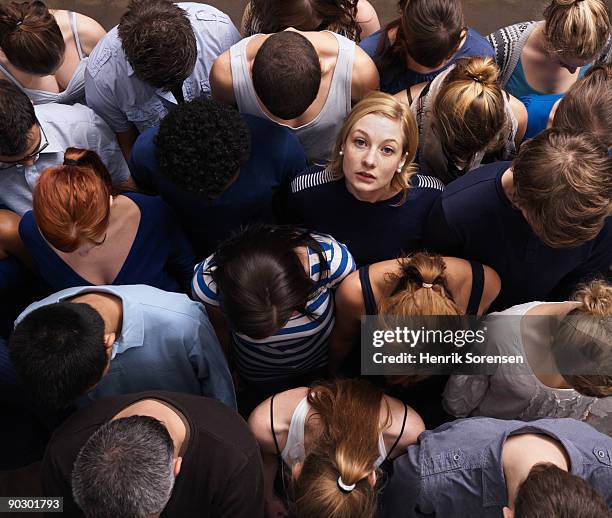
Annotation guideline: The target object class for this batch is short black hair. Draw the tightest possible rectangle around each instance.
[0,80,37,156]
[9,302,108,411]
[155,97,251,197]
[118,0,197,91]
[252,31,321,120]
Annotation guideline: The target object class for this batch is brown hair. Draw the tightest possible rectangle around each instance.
[554,64,612,149]
[512,128,612,248]
[291,379,387,518]
[378,0,464,71]
[515,463,612,518]
[33,148,113,253]
[247,0,361,42]
[329,91,418,205]
[543,0,611,61]
[432,57,507,171]
[552,280,612,398]
[0,1,64,75]
[118,0,196,91]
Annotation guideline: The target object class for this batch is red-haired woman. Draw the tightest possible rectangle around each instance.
[19,148,195,293]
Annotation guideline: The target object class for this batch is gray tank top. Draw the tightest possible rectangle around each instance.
[0,11,87,105]
[230,31,355,165]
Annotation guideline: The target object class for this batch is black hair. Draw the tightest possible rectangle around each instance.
[209,225,328,339]
[252,31,321,120]
[0,80,37,156]
[9,302,108,411]
[155,97,251,197]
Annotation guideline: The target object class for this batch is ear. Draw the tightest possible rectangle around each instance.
[367,470,377,487]
[103,333,115,359]
[398,152,408,171]
[291,461,303,480]
[173,456,182,477]
[502,506,514,518]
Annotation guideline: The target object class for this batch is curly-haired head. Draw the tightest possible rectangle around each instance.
[155,97,251,197]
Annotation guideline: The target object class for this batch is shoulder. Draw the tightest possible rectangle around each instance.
[487,21,538,44]
[358,28,385,57]
[442,162,506,198]
[383,395,425,457]
[334,268,365,308]
[462,27,494,56]
[74,12,106,55]
[290,165,338,195]
[311,232,356,284]
[86,26,123,79]
[181,2,233,25]
[35,102,97,126]
[352,45,380,93]
[210,50,235,102]
[411,174,445,192]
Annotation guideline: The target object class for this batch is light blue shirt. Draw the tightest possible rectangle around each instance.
[16,284,236,409]
[85,3,240,133]
[0,103,130,215]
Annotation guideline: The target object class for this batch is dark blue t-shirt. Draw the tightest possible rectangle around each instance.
[425,161,612,310]
[286,166,444,266]
[129,114,308,258]
[359,27,494,94]
[19,192,195,294]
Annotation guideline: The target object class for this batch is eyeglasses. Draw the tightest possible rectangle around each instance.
[0,120,49,170]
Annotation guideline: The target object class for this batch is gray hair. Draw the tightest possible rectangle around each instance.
[72,415,176,518]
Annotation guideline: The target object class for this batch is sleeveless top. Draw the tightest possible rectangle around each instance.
[271,394,409,469]
[519,93,564,140]
[358,260,485,316]
[229,31,355,165]
[0,11,87,105]
[410,65,519,184]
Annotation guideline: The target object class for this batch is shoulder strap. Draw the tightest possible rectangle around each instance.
[358,265,378,315]
[385,403,408,460]
[466,260,485,315]
[69,11,85,59]
[405,87,413,106]
[270,393,282,457]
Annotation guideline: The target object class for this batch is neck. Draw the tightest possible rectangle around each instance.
[69,292,123,337]
[345,179,400,203]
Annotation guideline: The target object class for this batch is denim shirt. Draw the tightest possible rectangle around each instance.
[380,417,612,517]
[85,3,240,133]
[16,285,236,410]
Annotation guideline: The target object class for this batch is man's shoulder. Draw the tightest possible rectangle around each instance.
[180,2,233,25]
[86,26,124,80]
[35,102,97,126]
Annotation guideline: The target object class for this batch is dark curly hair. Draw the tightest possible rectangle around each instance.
[155,97,251,197]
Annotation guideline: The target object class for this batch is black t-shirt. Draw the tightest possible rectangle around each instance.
[41,391,264,518]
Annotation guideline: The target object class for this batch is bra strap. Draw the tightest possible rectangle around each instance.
[270,393,282,457]
[466,261,485,316]
[385,403,408,460]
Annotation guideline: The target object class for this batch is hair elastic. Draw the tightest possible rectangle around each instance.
[63,158,80,166]
[337,476,356,493]
[15,20,23,27]
[422,282,433,289]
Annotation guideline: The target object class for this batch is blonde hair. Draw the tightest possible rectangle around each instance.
[554,64,612,148]
[544,0,611,60]
[329,92,419,204]
[552,280,612,397]
[432,56,507,168]
[291,379,388,518]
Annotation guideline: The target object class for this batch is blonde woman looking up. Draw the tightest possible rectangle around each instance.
[395,57,527,183]
[286,92,444,266]
[248,378,424,518]
[488,0,611,97]
[0,1,105,104]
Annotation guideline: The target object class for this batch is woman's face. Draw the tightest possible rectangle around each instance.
[341,113,407,202]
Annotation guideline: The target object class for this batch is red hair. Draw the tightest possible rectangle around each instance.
[33,148,113,252]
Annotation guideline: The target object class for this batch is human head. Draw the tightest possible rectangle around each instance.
[252,31,321,120]
[209,225,326,340]
[118,0,197,91]
[155,97,251,197]
[553,64,612,149]
[0,1,64,75]
[249,0,361,41]
[433,57,507,179]
[543,0,610,65]
[511,128,612,248]
[0,80,38,160]
[398,0,465,68]
[9,301,111,411]
[33,148,113,254]
[330,91,418,203]
[505,463,612,518]
[291,379,385,518]
[72,416,179,518]
[551,280,612,398]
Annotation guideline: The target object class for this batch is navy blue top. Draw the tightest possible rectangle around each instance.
[359,27,494,94]
[129,114,308,258]
[520,93,564,140]
[19,192,195,293]
[286,166,444,266]
[424,161,612,311]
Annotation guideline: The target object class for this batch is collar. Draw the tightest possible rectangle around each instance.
[58,286,145,360]
[38,119,63,155]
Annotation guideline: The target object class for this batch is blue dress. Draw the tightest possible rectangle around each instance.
[359,27,494,94]
[19,192,195,293]
[519,93,564,140]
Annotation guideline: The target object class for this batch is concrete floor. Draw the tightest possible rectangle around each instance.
[6,0,610,36]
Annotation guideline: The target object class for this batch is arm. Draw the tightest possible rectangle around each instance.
[74,13,106,55]
[479,265,501,315]
[351,46,380,103]
[210,52,237,105]
[442,374,490,417]
[355,0,381,39]
[115,127,140,162]
[0,210,30,266]
[384,395,425,458]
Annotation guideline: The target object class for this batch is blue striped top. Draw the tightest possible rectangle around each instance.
[192,233,355,382]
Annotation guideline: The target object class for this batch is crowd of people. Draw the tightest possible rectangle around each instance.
[0,0,610,516]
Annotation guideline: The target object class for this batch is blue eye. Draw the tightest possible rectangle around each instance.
[382,146,395,155]
[354,138,367,147]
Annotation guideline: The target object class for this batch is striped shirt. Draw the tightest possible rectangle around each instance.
[192,233,355,382]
